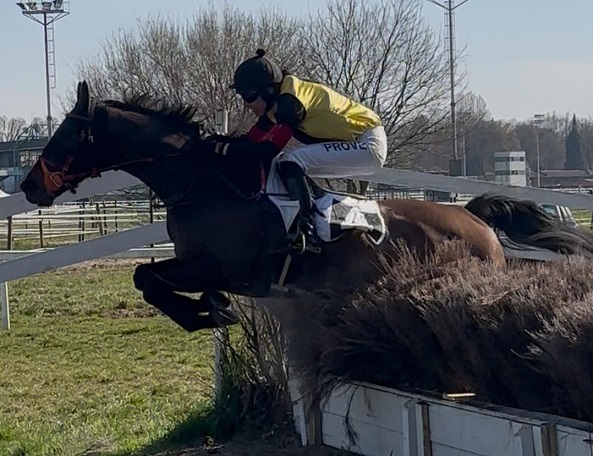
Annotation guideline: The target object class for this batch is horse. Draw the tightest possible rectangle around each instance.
[19,81,593,332]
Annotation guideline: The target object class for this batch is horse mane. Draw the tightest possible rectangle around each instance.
[103,93,199,128]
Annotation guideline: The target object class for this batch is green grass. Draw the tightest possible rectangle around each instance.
[572,209,592,227]
[0,263,219,456]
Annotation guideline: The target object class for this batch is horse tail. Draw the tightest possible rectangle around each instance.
[464,193,593,259]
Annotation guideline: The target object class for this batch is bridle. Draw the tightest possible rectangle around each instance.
[37,98,268,203]
[38,98,99,194]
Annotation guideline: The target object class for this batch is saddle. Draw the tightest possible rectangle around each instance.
[264,160,388,250]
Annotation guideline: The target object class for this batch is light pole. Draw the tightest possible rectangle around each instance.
[533,113,545,187]
[16,1,70,142]
[425,0,472,171]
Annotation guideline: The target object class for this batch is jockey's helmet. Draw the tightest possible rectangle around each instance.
[230,49,283,103]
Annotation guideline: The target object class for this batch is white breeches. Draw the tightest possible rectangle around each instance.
[277,126,388,178]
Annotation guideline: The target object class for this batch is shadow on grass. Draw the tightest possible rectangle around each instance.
[110,401,241,456]
[108,298,296,456]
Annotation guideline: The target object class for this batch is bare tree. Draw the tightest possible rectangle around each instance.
[300,0,455,166]
[68,5,305,132]
[514,123,564,171]
[181,5,305,131]
[457,92,491,134]
[464,120,520,176]
[542,111,574,139]
[0,116,27,142]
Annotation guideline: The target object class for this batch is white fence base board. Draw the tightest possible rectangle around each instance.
[0,222,169,283]
[0,172,141,219]
[292,381,593,456]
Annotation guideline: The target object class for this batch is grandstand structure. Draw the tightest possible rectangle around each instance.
[0,125,48,193]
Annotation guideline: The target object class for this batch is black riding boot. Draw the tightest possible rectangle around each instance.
[277,161,322,254]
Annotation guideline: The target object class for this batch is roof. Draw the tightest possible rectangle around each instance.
[0,138,47,153]
[539,170,590,178]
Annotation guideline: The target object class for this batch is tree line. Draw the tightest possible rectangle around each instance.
[3,0,592,176]
[414,95,593,176]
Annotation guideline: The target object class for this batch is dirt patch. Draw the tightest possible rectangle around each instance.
[148,430,355,456]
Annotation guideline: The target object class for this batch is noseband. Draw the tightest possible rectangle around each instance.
[38,98,101,194]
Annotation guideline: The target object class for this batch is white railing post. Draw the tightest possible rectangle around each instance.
[213,109,229,401]
[0,282,9,331]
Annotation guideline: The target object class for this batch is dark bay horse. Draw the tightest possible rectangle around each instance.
[20,82,593,331]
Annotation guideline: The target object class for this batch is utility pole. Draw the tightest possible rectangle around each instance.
[426,0,472,171]
[533,113,545,187]
[16,1,70,141]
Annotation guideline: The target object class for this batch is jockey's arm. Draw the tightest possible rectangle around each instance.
[210,94,306,161]
[206,116,272,144]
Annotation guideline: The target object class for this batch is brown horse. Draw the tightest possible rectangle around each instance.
[19,82,593,331]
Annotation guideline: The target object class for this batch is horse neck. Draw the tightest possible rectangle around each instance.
[122,155,201,207]
[99,110,199,205]
[97,107,269,205]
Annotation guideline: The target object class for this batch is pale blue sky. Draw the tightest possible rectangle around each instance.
[1,0,592,123]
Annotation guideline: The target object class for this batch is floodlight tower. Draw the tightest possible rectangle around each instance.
[16,1,70,141]
[426,0,472,172]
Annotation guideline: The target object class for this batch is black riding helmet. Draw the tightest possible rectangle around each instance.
[230,49,284,108]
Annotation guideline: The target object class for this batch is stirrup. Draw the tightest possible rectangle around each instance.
[288,231,322,255]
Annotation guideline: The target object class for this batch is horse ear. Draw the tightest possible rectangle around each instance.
[74,80,90,115]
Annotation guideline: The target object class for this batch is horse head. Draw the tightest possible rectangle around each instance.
[20,80,233,207]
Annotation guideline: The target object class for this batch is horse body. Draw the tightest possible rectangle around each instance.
[19,81,593,332]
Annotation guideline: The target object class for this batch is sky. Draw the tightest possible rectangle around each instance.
[1,0,592,124]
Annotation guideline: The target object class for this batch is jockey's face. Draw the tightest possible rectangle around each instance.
[244,96,267,117]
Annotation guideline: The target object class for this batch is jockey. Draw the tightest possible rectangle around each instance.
[206,49,388,253]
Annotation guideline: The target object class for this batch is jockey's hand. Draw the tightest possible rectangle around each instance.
[204,133,229,142]
[203,139,229,156]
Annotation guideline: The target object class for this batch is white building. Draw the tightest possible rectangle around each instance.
[494,151,527,186]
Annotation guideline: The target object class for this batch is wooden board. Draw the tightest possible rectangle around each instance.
[291,381,593,456]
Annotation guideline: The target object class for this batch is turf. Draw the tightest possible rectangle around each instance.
[0,262,217,456]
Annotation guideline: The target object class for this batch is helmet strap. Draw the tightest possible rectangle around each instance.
[260,84,280,112]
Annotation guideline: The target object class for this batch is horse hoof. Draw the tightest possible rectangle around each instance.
[201,291,231,310]
[212,307,239,327]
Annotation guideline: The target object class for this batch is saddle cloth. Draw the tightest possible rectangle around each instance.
[265,158,387,245]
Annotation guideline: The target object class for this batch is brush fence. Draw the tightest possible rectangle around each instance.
[291,381,593,456]
[1,169,593,454]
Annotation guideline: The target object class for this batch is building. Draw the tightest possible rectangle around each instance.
[494,151,527,186]
[529,169,593,189]
[0,137,47,193]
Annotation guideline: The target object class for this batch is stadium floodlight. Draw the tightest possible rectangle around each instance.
[16,0,69,140]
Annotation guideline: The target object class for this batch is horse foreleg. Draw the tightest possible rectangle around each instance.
[132,258,238,332]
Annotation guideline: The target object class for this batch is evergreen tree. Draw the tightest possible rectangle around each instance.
[564,114,586,170]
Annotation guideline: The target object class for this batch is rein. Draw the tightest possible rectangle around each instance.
[39,151,185,195]
[215,162,267,201]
